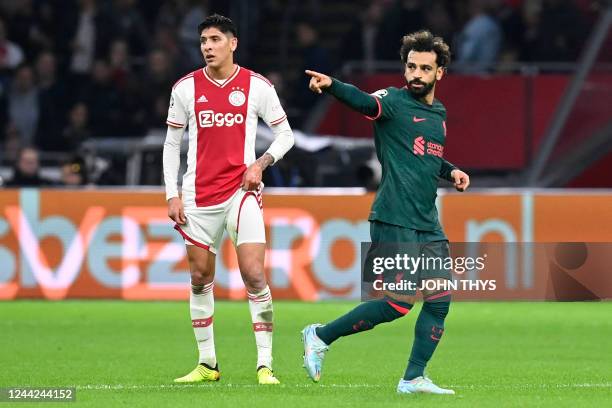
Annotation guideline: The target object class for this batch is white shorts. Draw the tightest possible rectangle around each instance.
[174,186,265,254]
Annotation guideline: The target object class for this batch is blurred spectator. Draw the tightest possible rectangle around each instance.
[35,51,69,151]
[138,0,168,27]
[3,123,21,164]
[68,0,114,77]
[69,0,97,75]
[265,69,301,132]
[339,1,387,72]
[30,0,59,53]
[0,0,601,188]
[424,0,456,43]
[378,0,425,60]
[179,0,209,70]
[154,25,186,73]
[118,75,148,137]
[296,21,333,73]
[9,64,38,146]
[113,0,149,60]
[0,78,7,141]
[495,0,525,64]
[143,49,176,129]
[109,39,131,89]
[81,59,121,137]
[0,17,24,71]
[154,0,182,28]
[293,20,333,127]
[5,146,53,186]
[107,39,148,136]
[62,102,91,151]
[5,0,55,60]
[522,0,588,62]
[61,156,88,186]
[146,49,175,89]
[266,71,287,107]
[455,0,503,72]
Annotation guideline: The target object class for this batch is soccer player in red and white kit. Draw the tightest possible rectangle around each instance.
[163,14,294,385]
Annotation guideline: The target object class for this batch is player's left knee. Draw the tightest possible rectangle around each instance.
[423,299,450,320]
[244,280,267,294]
[383,298,413,318]
[241,267,267,293]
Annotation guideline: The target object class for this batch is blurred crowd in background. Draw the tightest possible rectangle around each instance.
[0,0,606,187]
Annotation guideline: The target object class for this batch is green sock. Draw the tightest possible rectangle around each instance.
[404,299,450,380]
[316,298,411,345]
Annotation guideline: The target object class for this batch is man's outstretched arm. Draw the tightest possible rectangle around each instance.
[306,70,379,117]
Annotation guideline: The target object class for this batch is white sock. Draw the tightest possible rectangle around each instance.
[190,282,216,367]
[247,285,274,369]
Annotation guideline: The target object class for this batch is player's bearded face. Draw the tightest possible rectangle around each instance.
[406,77,436,97]
[404,51,442,98]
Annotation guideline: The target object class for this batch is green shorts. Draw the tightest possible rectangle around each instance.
[365,221,452,296]
[370,220,448,244]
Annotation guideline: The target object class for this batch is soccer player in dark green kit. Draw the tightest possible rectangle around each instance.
[301,30,470,395]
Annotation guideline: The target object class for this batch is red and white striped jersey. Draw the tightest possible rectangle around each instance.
[166,65,287,208]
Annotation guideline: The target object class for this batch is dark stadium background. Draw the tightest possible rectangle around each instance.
[0,1,610,406]
[0,0,609,188]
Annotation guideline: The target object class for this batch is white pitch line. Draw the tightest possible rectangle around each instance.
[447,383,612,390]
[77,384,384,390]
[76,383,612,391]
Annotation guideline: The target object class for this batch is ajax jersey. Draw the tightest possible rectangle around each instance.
[167,65,286,208]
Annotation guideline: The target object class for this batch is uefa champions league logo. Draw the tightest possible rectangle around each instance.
[371,89,388,98]
[229,89,246,106]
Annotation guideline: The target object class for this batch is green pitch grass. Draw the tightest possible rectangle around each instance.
[1,301,611,407]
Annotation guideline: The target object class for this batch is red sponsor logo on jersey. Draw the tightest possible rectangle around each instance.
[413,136,444,157]
[413,136,425,155]
[427,141,444,157]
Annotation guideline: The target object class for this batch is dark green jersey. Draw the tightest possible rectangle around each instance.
[326,80,457,231]
[368,86,452,230]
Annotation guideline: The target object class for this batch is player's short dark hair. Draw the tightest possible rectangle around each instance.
[198,14,238,37]
[399,30,451,68]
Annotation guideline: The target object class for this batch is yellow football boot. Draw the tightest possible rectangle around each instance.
[174,363,220,383]
[257,366,280,385]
